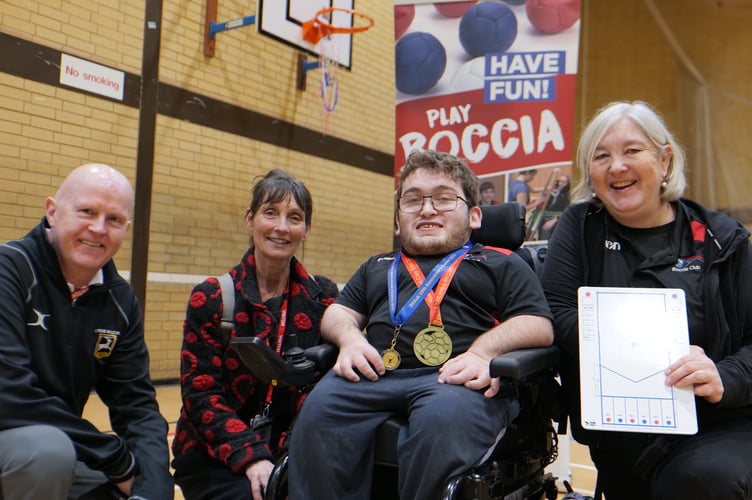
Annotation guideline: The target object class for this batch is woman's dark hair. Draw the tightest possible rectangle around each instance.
[249,169,313,227]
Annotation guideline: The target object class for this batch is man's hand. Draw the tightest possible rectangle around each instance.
[115,477,133,497]
[321,304,384,382]
[437,351,500,398]
[246,459,274,500]
[664,345,724,403]
[436,314,552,398]
[333,337,385,382]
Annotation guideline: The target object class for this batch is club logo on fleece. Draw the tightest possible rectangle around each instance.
[27,308,50,331]
[94,329,120,358]
[672,256,704,273]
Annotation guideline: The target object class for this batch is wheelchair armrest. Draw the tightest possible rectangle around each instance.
[230,337,317,387]
[489,346,559,380]
[302,343,337,372]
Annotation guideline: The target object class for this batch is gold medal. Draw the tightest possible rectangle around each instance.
[413,325,452,366]
[382,348,401,370]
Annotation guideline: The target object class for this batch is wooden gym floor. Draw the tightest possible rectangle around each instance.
[83,384,597,499]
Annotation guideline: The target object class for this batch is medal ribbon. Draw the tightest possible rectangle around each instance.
[388,242,471,329]
[401,250,465,328]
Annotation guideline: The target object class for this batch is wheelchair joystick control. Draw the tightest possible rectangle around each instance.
[284,334,316,374]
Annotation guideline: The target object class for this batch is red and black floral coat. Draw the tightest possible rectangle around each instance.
[171,248,338,474]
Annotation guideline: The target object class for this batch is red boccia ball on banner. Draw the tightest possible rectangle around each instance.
[525,0,581,34]
[395,4,416,39]
[434,1,477,18]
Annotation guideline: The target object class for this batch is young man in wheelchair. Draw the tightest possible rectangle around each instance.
[288,149,554,499]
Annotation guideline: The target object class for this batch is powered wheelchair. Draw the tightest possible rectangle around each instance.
[231,202,564,500]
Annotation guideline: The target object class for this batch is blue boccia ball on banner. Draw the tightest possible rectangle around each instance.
[459,1,518,58]
[395,32,447,94]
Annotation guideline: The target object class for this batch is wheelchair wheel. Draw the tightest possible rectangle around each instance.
[441,469,559,500]
[265,453,288,500]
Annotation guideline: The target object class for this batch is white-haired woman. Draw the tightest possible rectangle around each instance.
[542,101,752,499]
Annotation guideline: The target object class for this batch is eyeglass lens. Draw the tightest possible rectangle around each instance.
[399,193,464,213]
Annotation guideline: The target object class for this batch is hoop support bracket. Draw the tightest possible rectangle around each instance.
[296,54,321,91]
[204,0,256,57]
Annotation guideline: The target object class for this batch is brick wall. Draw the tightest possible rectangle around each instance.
[3,0,752,380]
[0,0,396,381]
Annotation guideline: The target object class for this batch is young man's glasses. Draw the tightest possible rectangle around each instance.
[399,193,470,213]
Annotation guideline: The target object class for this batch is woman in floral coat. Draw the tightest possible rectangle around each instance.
[172,169,338,500]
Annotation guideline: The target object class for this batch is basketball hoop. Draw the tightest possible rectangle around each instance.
[301,7,375,45]
[299,7,374,134]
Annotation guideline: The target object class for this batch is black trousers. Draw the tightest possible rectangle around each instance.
[288,368,519,500]
[589,417,752,500]
[173,449,254,500]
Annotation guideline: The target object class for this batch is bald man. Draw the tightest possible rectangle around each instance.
[0,164,173,499]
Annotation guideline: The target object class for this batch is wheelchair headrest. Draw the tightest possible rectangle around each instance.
[470,202,526,250]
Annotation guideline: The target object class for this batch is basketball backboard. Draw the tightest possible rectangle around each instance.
[257,0,355,68]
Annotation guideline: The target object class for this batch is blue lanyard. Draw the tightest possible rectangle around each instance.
[387,242,471,328]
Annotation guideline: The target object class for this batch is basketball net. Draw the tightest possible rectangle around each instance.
[315,34,342,134]
[301,7,374,135]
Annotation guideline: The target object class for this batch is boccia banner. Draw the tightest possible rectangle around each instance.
[393,0,581,177]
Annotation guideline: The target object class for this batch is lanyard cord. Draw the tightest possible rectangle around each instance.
[264,283,290,408]
[401,251,467,327]
[388,243,471,329]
